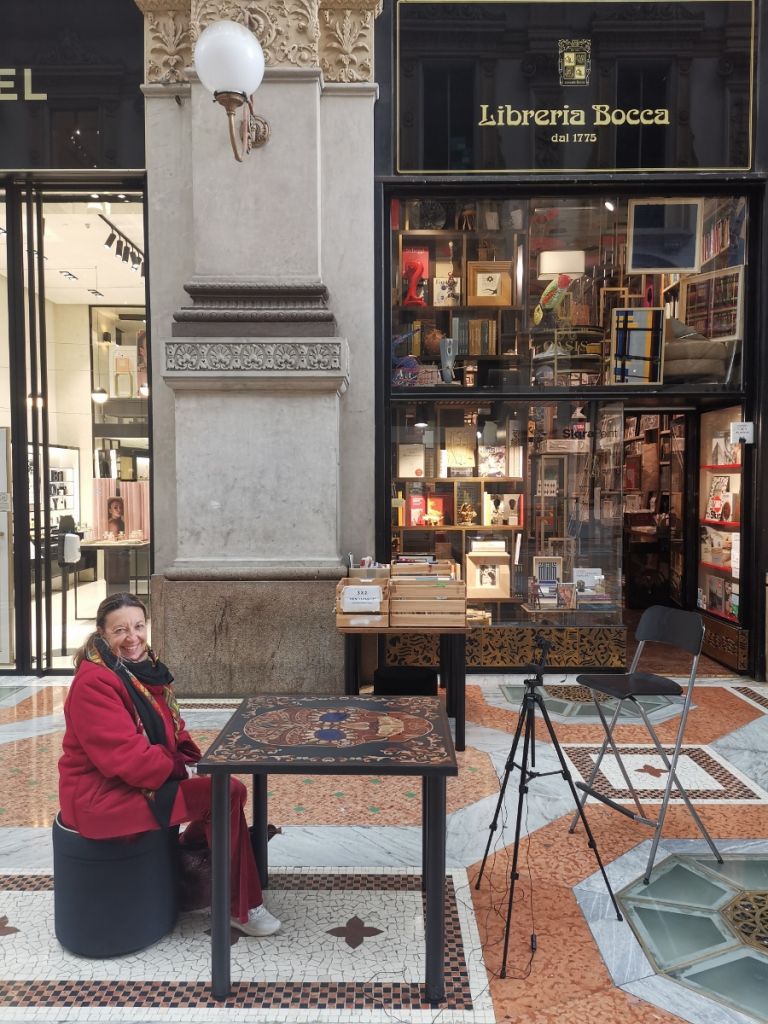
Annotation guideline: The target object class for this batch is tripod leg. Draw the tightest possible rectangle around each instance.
[500,696,534,979]
[536,695,623,922]
[476,694,527,890]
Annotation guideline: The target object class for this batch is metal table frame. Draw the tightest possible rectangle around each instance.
[198,694,457,1005]
[338,625,467,751]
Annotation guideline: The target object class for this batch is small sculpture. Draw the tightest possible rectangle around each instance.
[457,502,478,524]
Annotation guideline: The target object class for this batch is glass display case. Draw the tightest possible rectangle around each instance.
[390,399,623,627]
[697,406,743,624]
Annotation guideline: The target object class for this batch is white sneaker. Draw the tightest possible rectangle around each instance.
[230,904,281,937]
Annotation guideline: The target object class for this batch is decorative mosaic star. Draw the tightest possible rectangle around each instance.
[326,915,383,949]
[637,763,666,779]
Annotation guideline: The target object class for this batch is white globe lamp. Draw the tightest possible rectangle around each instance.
[194,20,269,161]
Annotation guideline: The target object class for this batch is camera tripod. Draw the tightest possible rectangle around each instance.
[475,636,623,977]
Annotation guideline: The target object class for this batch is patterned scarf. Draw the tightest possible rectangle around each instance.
[88,637,180,827]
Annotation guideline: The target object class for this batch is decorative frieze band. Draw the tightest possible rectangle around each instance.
[165,339,342,371]
[134,0,381,84]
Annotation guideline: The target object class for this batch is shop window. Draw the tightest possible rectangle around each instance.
[390,193,747,393]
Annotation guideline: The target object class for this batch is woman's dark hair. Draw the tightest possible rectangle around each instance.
[73,592,148,667]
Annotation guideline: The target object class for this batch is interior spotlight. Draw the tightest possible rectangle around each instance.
[90,387,108,404]
[140,261,145,278]
[138,382,150,398]
[476,415,486,440]
[104,231,116,249]
[101,332,111,343]
[122,246,130,263]
[604,200,616,212]
[115,238,124,258]
[414,404,429,429]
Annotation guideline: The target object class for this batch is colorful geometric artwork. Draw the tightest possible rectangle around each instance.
[611,307,664,384]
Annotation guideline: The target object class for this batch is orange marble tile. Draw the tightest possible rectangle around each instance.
[0,687,68,725]
[0,733,62,828]
[501,986,683,1024]
[468,683,764,746]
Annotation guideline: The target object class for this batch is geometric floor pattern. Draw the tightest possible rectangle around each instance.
[2,674,768,1023]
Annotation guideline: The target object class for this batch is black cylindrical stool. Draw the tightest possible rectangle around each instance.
[52,814,179,957]
[372,666,438,696]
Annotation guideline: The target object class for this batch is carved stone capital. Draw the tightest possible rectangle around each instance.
[136,0,381,84]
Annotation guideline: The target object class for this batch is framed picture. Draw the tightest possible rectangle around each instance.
[611,307,665,384]
[532,555,562,584]
[680,266,744,343]
[627,198,703,274]
[467,261,514,307]
[466,552,510,598]
[556,582,577,609]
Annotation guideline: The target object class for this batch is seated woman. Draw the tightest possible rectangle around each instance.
[58,592,280,938]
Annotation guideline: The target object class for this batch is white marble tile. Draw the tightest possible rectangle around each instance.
[0,827,54,871]
[0,714,65,745]
[712,715,768,791]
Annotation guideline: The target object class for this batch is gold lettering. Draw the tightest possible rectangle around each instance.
[24,69,46,101]
[640,109,654,125]
[0,69,18,100]
[534,110,549,126]
[478,104,496,126]
[570,108,585,126]
[592,104,611,125]
[654,108,670,124]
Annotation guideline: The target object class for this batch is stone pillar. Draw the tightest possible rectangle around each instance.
[136,0,380,695]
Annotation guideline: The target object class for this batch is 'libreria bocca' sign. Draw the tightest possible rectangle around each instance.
[396,0,754,174]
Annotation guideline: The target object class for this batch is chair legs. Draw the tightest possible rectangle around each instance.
[635,701,722,882]
[572,685,722,884]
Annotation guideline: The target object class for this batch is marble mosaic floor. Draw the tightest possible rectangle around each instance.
[0,673,767,1023]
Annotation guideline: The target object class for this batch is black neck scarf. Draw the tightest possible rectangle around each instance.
[92,636,179,828]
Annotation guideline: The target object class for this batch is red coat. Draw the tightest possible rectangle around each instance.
[58,659,200,839]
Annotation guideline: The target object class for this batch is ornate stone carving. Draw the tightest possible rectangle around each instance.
[165,339,343,371]
[136,0,381,82]
[146,11,192,83]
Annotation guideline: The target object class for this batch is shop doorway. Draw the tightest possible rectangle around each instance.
[621,411,687,610]
[1,186,150,672]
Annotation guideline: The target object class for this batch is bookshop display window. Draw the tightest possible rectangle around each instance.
[390,194,747,392]
[391,400,623,626]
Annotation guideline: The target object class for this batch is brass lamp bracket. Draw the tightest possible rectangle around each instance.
[213,91,270,163]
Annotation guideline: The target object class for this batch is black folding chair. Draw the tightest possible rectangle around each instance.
[569,605,722,883]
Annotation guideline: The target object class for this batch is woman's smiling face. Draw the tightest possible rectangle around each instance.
[100,607,147,662]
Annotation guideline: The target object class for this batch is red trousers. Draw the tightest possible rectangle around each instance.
[173,775,262,922]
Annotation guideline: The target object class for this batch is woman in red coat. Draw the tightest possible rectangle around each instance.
[59,592,280,937]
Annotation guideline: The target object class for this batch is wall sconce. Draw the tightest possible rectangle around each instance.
[538,250,586,281]
[90,387,108,404]
[194,20,269,163]
[138,382,150,399]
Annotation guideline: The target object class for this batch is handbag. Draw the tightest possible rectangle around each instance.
[178,843,211,912]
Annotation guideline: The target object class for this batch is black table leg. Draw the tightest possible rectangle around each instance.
[421,776,428,894]
[252,772,269,889]
[210,772,231,1001]
[441,634,455,717]
[453,634,466,752]
[424,775,447,1004]
[438,635,449,692]
[344,634,360,695]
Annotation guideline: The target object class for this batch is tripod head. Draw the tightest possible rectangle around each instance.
[522,633,553,688]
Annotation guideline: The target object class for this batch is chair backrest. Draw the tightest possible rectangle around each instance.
[635,605,704,656]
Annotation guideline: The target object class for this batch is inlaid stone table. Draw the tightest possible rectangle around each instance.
[198,693,458,1003]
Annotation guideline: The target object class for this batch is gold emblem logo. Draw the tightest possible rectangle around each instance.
[558,40,591,87]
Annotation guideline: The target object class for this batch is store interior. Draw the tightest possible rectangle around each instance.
[0,192,150,671]
[390,194,746,667]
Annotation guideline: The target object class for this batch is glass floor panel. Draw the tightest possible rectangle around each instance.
[695,858,768,890]
[676,950,768,1022]
[623,860,734,910]
[499,684,679,723]
[630,905,737,970]
[619,854,768,1021]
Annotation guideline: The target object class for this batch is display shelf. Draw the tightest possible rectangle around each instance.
[700,463,741,471]
[700,519,740,529]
